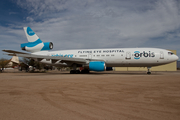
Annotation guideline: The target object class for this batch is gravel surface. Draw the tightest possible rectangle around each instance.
[0,71,180,120]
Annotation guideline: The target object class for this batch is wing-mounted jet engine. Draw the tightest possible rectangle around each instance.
[85,61,106,71]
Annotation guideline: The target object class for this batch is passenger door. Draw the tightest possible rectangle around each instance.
[88,53,92,59]
[126,52,131,59]
[160,51,164,59]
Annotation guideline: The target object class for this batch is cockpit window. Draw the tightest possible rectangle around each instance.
[168,52,174,55]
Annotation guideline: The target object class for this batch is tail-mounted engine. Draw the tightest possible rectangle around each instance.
[21,41,53,53]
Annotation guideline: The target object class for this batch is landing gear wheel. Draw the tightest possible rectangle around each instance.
[70,70,81,74]
[147,67,151,75]
[76,70,80,74]
[70,70,76,74]
[147,72,151,74]
[81,69,89,74]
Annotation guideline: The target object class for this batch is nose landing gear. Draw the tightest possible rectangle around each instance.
[147,67,151,74]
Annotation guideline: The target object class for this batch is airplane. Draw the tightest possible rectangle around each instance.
[3,27,179,74]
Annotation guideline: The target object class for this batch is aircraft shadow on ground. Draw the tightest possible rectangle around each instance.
[13,71,163,76]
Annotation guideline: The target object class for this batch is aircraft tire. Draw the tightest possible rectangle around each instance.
[70,70,75,74]
[81,69,89,74]
[70,70,80,74]
[76,70,80,74]
[147,72,151,74]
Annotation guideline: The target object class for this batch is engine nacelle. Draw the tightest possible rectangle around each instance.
[21,41,53,52]
[42,42,53,50]
[89,61,106,71]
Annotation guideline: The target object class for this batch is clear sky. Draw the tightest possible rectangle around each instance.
[0,0,180,60]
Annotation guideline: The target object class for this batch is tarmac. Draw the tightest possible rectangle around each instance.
[0,70,180,120]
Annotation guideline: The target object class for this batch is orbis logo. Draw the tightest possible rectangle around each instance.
[27,27,35,36]
[134,51,155,59]
[52,54,73,58]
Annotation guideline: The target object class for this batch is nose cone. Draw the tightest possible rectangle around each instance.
[175,55,179,61]
[169,55,179,62]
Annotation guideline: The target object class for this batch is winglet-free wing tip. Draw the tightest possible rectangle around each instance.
[2,49,29,54]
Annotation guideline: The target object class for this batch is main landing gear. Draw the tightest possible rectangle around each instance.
[70,64,80,74]
[70,69,89,74]
[70,70,80,74]
[147,67,151,74]
[80,69,89,74]
[70,64,89,74]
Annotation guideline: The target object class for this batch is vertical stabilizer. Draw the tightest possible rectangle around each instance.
[23,27,41,43]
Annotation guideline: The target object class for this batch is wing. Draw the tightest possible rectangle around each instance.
[16,53,87,64]
[3,49,87,64]
[3,50,29,54]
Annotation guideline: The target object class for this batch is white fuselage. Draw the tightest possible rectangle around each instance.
[32,48,178,67]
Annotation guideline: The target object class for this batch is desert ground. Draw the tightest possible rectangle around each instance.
[0,70,180,120]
